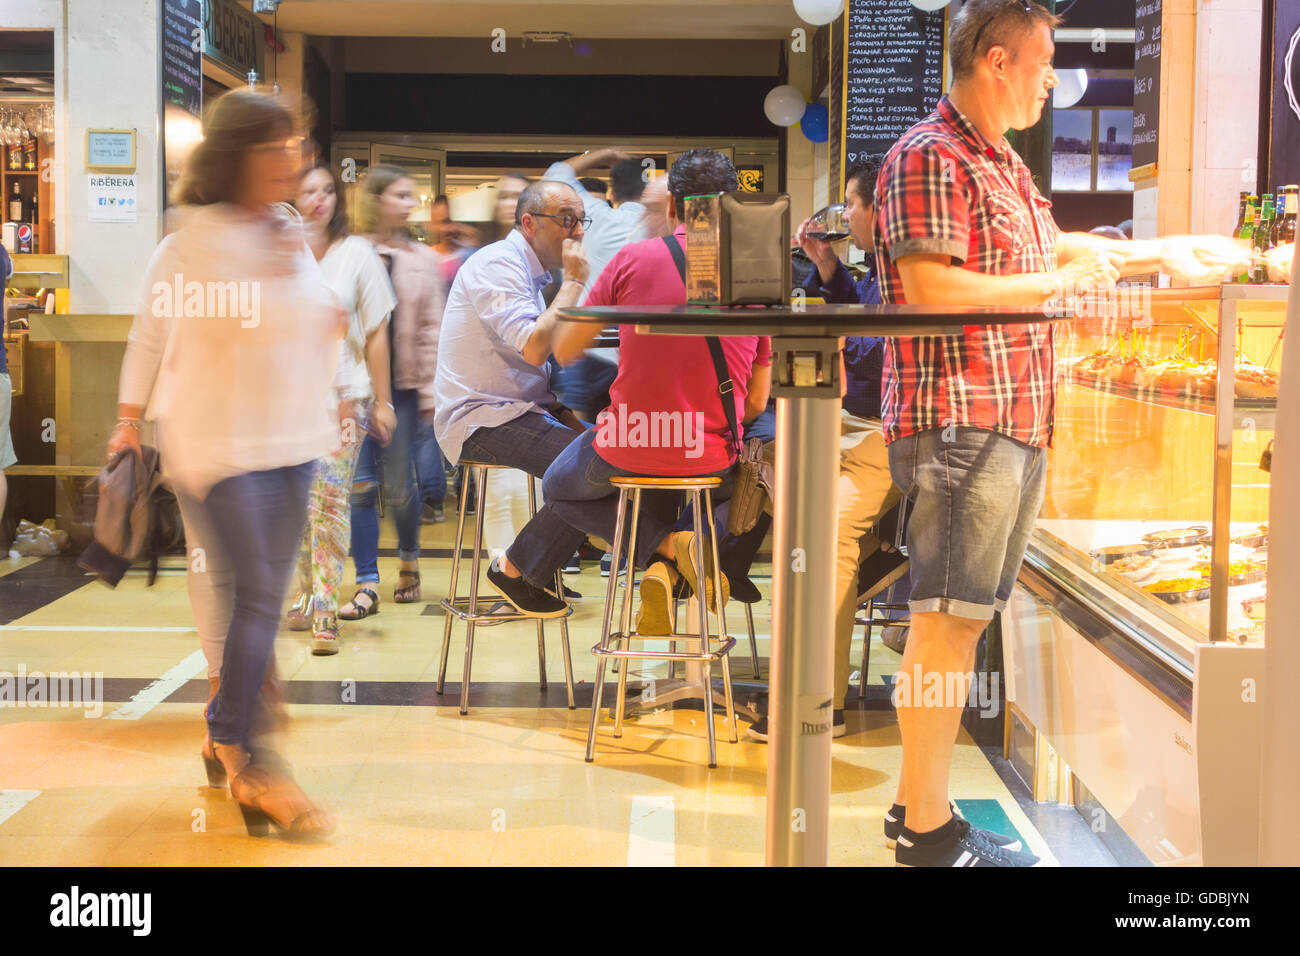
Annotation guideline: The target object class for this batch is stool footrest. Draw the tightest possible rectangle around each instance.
[592,635,737,663]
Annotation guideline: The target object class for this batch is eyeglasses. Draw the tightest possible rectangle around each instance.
[531,212,592,233]
[970,0,1034,59]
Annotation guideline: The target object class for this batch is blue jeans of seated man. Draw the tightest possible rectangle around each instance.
[180,462,313,749]
[458,409,585,482]
[350,387,422,584]
[414,417,447,505]
[507,427,735,590]
[745,402,776,444]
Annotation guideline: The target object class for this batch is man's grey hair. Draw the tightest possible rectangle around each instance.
[515,180,578,227]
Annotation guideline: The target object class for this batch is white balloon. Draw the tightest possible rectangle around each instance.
[793,0,843,26]
[1053,69,1089,109]
[908,0,952,11]
[764,85,808,127]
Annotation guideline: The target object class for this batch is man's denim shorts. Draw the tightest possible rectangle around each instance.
[887,425,1047,622]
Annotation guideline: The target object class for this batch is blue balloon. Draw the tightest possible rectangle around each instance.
[800,102,829,142]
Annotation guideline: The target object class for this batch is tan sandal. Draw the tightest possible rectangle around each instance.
[229,763,334,841]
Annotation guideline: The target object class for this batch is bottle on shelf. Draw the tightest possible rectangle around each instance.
[8,181,23,222]
[1233,191,1250,236]
[1252,194,1276,284]
[22,134,36,172]
[6,140,21,171]
[1277,186,1298,246]
[1237,195,1258,283]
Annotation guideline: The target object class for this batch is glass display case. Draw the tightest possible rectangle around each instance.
[1027,282,1287,663]
[1001,282,1289,865]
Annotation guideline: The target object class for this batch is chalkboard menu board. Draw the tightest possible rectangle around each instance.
[1132,0,1162,170]
[843,0,944,173]
[1267,4,1300,190]
[162,0,202,118]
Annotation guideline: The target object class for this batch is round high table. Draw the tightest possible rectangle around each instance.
[557,302,1070,867]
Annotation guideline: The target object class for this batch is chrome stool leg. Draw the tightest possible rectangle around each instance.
[613,488,643,739]
[437,468,473,694]
[459,467,490,715]
[586,487,631,762]
[745,603,760,679]
[691,490,718,769]
[526,477,548,690]
[705,488,737,744]
[859,595,874,701]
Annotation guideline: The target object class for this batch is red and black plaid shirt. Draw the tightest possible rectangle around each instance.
[873,95,1060,448]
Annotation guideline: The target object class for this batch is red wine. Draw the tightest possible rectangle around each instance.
[807,230,850,242]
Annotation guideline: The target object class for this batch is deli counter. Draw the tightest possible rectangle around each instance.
[1002,282,1288,866]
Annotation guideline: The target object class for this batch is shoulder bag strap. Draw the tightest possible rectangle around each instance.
[662,235,742,456]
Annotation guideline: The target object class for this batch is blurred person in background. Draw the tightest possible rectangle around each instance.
[579,177,609,203]
[416,194,478,524]
[341,165,446,620]
[285,165,397,655]
[109,90,343,838]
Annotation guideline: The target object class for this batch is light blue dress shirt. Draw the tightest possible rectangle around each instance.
[542,161,646,305]
[433,229,558,465]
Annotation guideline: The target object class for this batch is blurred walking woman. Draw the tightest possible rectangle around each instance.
[339,165,445,618]
[287,165,397,655]
[109,91,343,839]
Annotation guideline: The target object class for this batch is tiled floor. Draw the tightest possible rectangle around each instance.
[0,501,1111,866]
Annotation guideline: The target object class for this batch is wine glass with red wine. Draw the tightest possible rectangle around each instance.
[806,203,851,242]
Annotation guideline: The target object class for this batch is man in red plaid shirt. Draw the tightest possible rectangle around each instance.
[870,0,1178,867]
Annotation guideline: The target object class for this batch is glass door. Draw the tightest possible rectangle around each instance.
[369,143,446,244]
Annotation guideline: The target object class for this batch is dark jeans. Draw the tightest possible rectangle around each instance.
[458,409,585,480]
[350,387,422,581]
[414,417,447,505]
[181,462,313,749]
[507,427,734,589]
[745,402,776,444]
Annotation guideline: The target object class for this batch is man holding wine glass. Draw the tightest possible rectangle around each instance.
[746,155,907,742]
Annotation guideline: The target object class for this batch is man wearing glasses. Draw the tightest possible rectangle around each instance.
[433,180,593,616]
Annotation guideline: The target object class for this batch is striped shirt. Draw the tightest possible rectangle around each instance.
[872,95,1060,448]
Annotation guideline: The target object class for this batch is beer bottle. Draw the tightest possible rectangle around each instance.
[1237,195,1258,283]
[1233,191,1250,236]
[1252,195,1275,283]
[1278,186,1299,246]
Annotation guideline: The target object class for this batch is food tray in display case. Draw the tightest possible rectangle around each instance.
[1030,282,1288,655]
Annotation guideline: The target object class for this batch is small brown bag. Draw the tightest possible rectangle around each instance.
[727,437,774,535]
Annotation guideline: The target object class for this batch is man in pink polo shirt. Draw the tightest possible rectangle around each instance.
[488,150,771,630]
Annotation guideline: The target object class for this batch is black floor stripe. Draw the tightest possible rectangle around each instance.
[90,677,898,711]
[0,556,94,625]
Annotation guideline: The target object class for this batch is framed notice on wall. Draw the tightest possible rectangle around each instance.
[86,130,136,171]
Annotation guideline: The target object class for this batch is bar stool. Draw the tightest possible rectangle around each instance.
[437,461,575,715]
[858,498,912,699]
[586,475,738,769]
